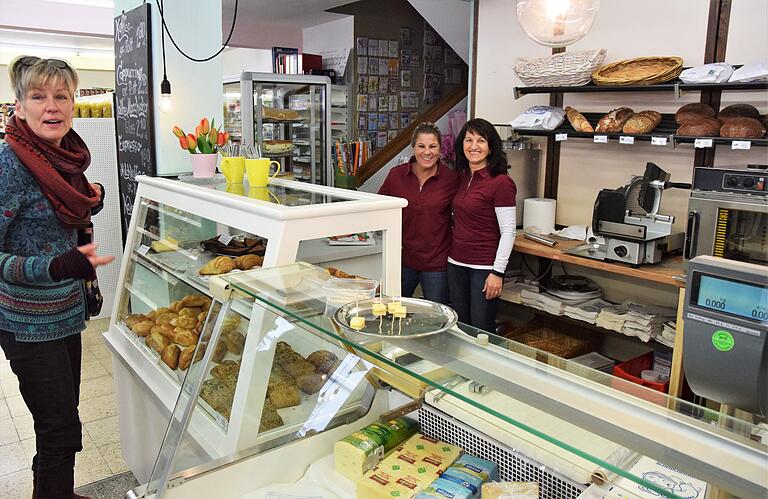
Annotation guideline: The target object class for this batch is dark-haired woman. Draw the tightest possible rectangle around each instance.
[0,56,114,499]
[379,122,459,303]
[448,118,516,332]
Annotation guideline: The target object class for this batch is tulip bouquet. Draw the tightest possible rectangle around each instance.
[172,118,229,154]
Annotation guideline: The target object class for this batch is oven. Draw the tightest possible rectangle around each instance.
[684,167,768,267]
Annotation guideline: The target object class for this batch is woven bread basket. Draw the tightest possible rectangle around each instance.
[514,49,607,87]
[592,56,684,86]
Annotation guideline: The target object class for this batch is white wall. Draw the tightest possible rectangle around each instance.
[408,0,470,63]
[221,47,273,77]
[0,67,114,102]
[302,16,354,56]
[0,0,113,37]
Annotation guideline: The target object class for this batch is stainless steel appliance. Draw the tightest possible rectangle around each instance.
[503,139,540,226]
[684,166,768,268]
[567,162,690,265]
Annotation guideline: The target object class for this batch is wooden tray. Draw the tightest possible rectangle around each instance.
[592,56,683,86]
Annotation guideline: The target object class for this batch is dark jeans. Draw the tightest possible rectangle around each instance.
[401,266,449,304]
[447,263,498,333]
[0,331,83,499]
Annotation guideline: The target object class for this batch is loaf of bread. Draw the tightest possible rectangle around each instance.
[675,103,715,125]
[296,373,326,394]
[595,107,634,133]
[307,350,340,374]
[622,110,662,134]
[718,103,760,122]
[268,382,301,409]
[161,344,180,370]
[720,118,766,138]
[198,256,235,275]
[259,400,284,432]
[677,117,722,137]
[564,106,594,132]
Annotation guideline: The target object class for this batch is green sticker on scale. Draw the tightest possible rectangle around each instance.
[712,330,734,352]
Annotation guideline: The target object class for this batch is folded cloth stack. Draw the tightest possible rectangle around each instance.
[564,298,614,324]
[501,281,538,304]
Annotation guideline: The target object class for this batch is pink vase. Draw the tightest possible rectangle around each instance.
[190,153,217,178]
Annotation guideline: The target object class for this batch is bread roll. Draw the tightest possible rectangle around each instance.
[222,315,241,335]
[181,295,209,307]
[296,373,326,394]
[676,103,715,125]
[212,340,228,363]
[223,332,245,355]
[169,300,184,313]
[151,323,174,339]
[720,118,766,138]
[132,320,154,337]
[156,313,176,325]
[124,314,150,329]
[564,106,594,132]
[154,307,172,317]
[718,103,760,122]
[268,382,301,408]
[179,307,202,318]
[197,311,208,323]
[178,345,194,370]
[146,332,170,353]
[173,328,199,347]
[171,315,197,330]
[595,107,634,133]
[307,350,340,374]
[622,110,662,134]
[259,400,284,432]
[677,118,722,137]
[161,344,180,370]
[281,356,316,378]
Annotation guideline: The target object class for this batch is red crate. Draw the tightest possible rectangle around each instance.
[612,352,669,405]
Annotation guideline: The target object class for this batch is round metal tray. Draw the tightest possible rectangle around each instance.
[333,297,458,339]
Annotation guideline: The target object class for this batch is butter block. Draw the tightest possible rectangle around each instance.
[416,478,473,499]
[351,316,366,330]
[481,482,540,499]
[448,454,498,482]
[373,303,388,316]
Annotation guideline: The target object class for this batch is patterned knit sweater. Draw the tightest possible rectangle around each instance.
[0,143,86,342]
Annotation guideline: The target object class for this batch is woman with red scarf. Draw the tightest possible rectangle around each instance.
[0,56,114,499]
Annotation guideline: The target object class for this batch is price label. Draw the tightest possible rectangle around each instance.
[593,135,608,143]
[218,234,234,245]
[731,140,751,150]
[555,133,568,142]
[215,414,229,432]
[619,136,635,145]
[695,138,713,148]
[651,136,668,146]
[137,244,150,256]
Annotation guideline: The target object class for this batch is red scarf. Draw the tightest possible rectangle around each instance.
[5,115,99,229]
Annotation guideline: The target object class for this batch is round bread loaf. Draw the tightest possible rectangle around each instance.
[718,103,760,122]
[676,103,715,125]
[677,117,722,137]
[720,118,766,138]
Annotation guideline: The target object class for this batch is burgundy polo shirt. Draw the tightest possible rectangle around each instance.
[379,160,460,271]
[449,167,517,266]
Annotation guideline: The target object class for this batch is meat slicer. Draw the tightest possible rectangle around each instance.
[567,162,691,265]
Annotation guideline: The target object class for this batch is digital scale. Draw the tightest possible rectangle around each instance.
[683,256,768,416]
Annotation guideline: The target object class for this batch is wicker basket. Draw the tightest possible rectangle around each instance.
[514,49,606,87]
[592,56,683,86]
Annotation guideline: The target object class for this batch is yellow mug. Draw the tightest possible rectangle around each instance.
[225,183,245,196]
[247,187,281,204]
[220,156,246,183]
[245,158,281,188]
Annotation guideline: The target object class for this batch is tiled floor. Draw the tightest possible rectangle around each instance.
[0,318,133,498]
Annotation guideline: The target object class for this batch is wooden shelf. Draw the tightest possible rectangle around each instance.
[513,231,686,288]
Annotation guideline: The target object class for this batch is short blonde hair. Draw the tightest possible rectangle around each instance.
[410,122,442,147]
[9,56,78,101]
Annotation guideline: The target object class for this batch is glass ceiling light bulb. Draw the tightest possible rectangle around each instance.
[516,0,599,48]
[160,78,172,112]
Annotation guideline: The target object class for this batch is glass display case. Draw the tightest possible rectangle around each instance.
[104,175,405,481]
[223,73,332,185]
[124,262,766,499]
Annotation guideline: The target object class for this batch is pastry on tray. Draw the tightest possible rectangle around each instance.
[201,236,266,256]
[234,254,263,271]
[200,378,235,420]
[199,256,236,275]
[263,140,293,154]
[161,344,180,370]
[131,320,154,337]
[262,107,300,121]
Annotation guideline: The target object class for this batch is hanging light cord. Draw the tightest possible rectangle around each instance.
[160,0,168,82]
[156,0,239,63]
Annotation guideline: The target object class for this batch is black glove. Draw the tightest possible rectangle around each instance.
[49,248,96,281]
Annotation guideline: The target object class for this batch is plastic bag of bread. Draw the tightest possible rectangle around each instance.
[728,62,768,83]
[679,63,733,84]
[595,107,634,133]
[720,118,766,138]
[622,110,662,134]
[564,106,593,132]
[677,118,722,137]
[509,106,565,130]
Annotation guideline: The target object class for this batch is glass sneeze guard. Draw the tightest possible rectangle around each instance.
[146,263,767,499]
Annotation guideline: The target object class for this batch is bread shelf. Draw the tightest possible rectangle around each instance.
[513,77,768,99]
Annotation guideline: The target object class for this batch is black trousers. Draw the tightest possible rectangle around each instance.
[447,263,498,333]
[0,331,83,499]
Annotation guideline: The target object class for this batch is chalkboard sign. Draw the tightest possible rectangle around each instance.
[114,4,155,238]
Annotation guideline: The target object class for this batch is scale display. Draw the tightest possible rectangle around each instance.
[696,274,768,323]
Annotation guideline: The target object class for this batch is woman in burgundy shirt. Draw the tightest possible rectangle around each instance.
[448,118,517,332]
[379,123,459,304]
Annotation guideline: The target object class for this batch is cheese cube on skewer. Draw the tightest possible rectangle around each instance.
[387,301,402,313]
[350,316,366,330]
[372,303,387,316]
